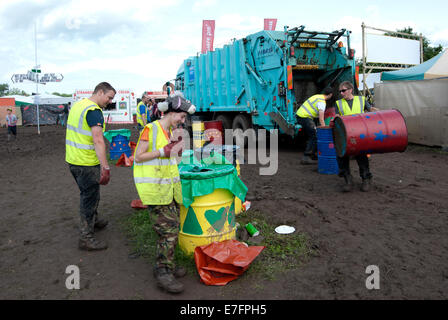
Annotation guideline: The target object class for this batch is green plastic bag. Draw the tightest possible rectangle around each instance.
[104,129,132,143]
[179,164,247,209]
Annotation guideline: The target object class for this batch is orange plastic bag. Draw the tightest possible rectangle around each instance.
[115,153,133,167]
[194,239,265,286]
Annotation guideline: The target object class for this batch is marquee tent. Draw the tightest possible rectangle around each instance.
[381,50,448,81]
[375,50,448,148]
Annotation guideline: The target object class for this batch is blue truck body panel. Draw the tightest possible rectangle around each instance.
[176,26,356,136]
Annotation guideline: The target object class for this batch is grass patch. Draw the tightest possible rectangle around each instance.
[121,207,313,282]
[235,209,313,281]
[121,208,196,275]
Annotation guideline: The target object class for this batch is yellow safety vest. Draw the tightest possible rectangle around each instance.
[296,94,326,119]
[136,101,147,127]
[336,96,366,116]
[66,98,105,166]
[133,121,182,205]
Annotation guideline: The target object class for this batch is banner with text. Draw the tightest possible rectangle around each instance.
[201,20,215,54]
[264,18,277,31]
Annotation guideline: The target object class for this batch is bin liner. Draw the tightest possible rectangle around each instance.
[179,164,247,209]
[194,239,265,286]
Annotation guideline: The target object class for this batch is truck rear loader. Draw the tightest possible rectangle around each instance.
[175,25,357,138]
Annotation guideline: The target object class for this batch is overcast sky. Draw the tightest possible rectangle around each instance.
[1,0,447,97]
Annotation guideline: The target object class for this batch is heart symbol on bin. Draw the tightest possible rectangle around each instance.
[205,207,228,232]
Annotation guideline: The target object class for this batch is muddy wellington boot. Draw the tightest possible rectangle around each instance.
[301,155,315,165]
[78,236,108,251]
[154,267,184,294]
[78,220,108,251]
[94,218,109,231]
[342,175,354,193]
[361,178,372,192]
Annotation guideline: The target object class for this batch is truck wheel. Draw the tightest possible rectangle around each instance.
[215,114,232,130]
[232,114,253,148]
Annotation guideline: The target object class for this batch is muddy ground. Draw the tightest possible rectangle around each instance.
[1,124,447,300]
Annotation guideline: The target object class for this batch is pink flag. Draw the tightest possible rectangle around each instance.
[201,20,215,54]
[264,18,277,31]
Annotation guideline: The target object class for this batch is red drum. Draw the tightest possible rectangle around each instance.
[203,120,223,145]
[333,109,408,157]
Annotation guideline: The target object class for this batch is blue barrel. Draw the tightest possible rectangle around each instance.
[317,127,339,175]
[110,134,132,160]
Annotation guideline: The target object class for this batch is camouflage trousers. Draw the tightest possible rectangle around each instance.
[150,201,180,271]
[69,164,101,240]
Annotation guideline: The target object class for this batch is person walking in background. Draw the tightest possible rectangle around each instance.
[335,81,378,192]
[133,92,196,294]
[5,108,18,141]
[61,102,70,127]
[296,87,333,164]
[136,92,151,132]
[66,82,116,251]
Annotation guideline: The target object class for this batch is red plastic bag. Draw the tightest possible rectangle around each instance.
[115,153,133,167]
[194,239,265,286]
[131,199,148,209]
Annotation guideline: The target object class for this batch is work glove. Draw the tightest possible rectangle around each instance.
[159,136,183,158]
[99,166,111,185]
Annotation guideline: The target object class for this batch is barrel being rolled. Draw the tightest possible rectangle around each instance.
[333,109,408,157]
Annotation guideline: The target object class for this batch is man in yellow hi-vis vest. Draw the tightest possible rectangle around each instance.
[66,82,116,251]
[296,87,333,164]
[335,81,378,192]
[134,92,195,294]
[136,92,151,131]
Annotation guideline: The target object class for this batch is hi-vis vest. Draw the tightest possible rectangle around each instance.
[296,94,326,119]
[136,101,146,126]
[133,121,182,205]
[336,96,366,116]
[66,98,105,166]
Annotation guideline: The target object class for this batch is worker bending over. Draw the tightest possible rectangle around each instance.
[133,92,195,294]
[296,87,334,164]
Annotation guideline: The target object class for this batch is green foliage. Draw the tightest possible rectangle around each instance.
[0,83,29,96]
[0,83,8,96]
[52,92,72,97]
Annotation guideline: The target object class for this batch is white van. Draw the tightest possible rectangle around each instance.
[73,89,137,124]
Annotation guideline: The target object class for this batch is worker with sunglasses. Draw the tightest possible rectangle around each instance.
[335,81,378,192]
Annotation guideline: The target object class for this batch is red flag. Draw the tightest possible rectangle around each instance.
[264,18,277,31]
[201,20,215,54]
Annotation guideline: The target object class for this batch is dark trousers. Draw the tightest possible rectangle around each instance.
[337,155,372,180]
[69,164,100,237]
[297,117,317,156]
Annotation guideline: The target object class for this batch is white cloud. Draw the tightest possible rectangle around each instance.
[192,0,218,12]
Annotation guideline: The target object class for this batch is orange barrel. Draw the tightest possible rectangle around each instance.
[203,120,223,145]
[333,109,408,157]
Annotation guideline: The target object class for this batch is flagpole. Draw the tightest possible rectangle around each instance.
[35,22,40,135]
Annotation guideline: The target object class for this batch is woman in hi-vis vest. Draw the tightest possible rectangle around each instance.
[133,92,195,294]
